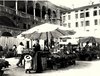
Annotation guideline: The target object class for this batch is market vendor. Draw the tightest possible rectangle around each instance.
[32,39,43,73]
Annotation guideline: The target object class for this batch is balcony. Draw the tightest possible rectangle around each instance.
[0,4,32,19]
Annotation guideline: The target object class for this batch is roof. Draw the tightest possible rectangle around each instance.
[70,3,100,11]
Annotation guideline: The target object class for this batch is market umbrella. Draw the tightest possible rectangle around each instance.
[21,23,75,39]
[79,36,100,44]
[21,23,75,47]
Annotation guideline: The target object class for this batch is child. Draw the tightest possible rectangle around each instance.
[24,55,32,73]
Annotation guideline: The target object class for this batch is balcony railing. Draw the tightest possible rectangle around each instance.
[0,4,32,19]
[0,4,60,24]
[0,25,25,31]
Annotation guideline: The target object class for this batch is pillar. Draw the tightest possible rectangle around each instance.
[40,7,42,20]
[15,0,18,14]
[25,0,27,14]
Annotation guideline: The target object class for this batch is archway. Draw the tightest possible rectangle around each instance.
[35,3,41,17]
[18,1,26,12]
[42,6,46,19]
[5,1,15,8]
[2,32,12,37]
[27,1,33,15]
[0,16,16,27]
[48,9,51,19]
[53,11,56,18]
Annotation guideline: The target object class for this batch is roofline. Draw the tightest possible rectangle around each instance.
[70,3,100,11]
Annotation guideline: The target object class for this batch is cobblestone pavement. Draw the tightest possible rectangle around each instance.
[3,58,100,76]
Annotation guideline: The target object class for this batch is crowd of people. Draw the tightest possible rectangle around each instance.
[0,38,100,73]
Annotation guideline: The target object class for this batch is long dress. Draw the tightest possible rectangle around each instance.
[32,44,43,73]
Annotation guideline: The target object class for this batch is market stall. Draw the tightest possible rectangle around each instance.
[19,23,76,72]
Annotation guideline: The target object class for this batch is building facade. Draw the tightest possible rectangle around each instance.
[0,0,68,48]
[0,0,68,36]
[62,3,100,33]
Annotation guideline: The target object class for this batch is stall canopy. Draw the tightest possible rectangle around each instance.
[20,23,75,40]
[79,36,100,44]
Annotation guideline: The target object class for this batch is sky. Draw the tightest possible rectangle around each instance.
[48,0,100,8]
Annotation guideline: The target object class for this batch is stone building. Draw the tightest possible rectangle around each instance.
[0,0,68,48]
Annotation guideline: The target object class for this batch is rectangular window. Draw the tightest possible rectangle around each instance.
[76,22,78,27]
[68,15,71,20]
[86,21,90,26]
[63,16,66,22]
[75,14,78,19]
[68,23,71,28]
[99,10,100,15]
[86,12,89,17]
[68,12,71,14]
[81,21,84,27]
[86,8,89,10]
[94,7,97,9]
[93,10,97,16]
[81,10,83,11]
[94,19,98,25]
[75,10,78,12]
[80,13,84,18]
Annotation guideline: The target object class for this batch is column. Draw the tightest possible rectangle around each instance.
[40,7,42,20]
[15,0,18,14]
[50,11,53,23]
[25,0,27,14]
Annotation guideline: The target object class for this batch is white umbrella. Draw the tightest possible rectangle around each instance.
[21,23,75,40]
[20,23,75,48]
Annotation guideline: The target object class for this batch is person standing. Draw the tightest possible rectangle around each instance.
[12,45,17,57]
[0,45,3,58]
[16,42,24,66]
[32,39,43,73]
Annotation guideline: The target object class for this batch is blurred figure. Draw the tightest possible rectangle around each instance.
[33,39,40,53]
[12,45,17,57]
[67,43,73,54]
[84,41,90,51]
[16,42,24,66]
[3,44,9,57]
[0,45,3,51]
[0,45,3,58]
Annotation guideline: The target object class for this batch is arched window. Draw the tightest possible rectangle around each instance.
[2,32,12,37]
[42,6,46,19]
[48,9,51,19]
[27,1,33,15]
[18,1,25,12]
[5,1,15,8]
[53,11,56,18]
[35,3,40,17]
